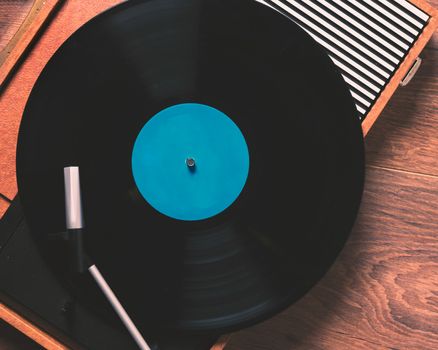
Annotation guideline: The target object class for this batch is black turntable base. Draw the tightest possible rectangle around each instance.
[0,198,219,350]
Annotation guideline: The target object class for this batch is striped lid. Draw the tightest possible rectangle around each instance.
[260,0,430,119]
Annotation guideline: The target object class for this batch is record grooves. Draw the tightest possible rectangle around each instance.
[15,0,364,347]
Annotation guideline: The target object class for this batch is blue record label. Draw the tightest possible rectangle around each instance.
[132,103,250,221]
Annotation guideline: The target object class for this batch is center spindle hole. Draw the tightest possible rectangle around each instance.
[186,157,196,170]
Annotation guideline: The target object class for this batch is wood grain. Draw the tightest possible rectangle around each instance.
[425,0,438,48]
[0,0,62,88]
[0,0,35,52]
[226,166,438,350]
[365,45,438,177]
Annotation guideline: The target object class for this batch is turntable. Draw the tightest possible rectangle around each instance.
[0,0,437,349]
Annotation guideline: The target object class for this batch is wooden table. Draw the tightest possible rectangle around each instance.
[1,1,437,349]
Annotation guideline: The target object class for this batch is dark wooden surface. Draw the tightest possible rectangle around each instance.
[0,0,437,349]
[226,4,438,349]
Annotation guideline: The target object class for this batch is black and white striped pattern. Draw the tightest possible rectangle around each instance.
[259,0,430,119]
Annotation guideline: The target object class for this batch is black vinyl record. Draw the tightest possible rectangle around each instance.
[16,0,364,337]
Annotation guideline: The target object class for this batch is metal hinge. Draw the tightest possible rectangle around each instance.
[400,57,422,87]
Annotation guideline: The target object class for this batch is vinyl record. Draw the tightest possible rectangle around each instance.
[17,0,364,335]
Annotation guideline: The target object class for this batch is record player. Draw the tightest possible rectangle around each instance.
[0,1,437,349]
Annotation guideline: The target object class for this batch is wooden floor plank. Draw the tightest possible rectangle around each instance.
[366,45,438,177]
[226,166,438,350]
